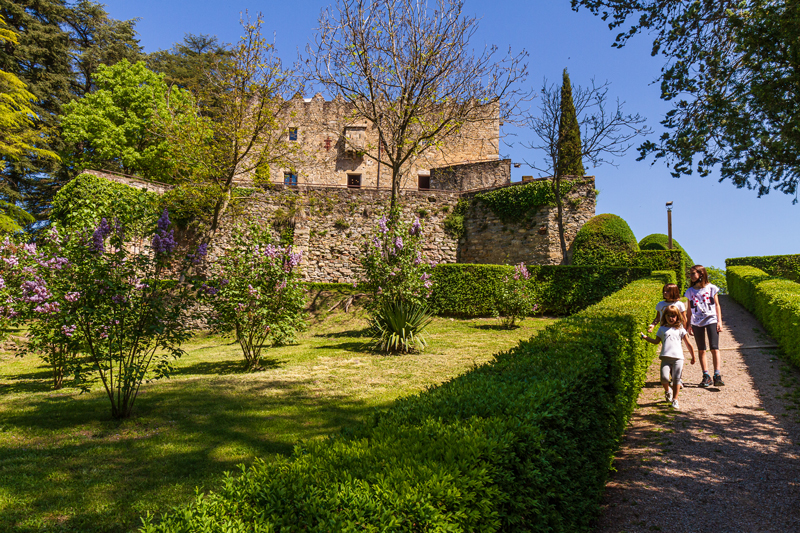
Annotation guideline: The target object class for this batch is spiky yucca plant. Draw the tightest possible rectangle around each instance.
[369,300,433,353]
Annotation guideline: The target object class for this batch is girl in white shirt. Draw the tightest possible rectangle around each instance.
[640,305,696,410]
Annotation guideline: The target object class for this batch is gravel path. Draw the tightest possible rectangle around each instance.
[595,295,800,533]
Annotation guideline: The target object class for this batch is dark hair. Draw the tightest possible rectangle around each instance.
[662,283,680,302]
[690,265,709,288]
[660,305,685,329]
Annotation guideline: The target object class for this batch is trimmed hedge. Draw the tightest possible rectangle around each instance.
[727,254,800,283]
[429,263,652,316]
[572,214,639,266]
[630,250,685,292]
[638,233,694,269]
[140,275,666,533]
[727,266,800,366]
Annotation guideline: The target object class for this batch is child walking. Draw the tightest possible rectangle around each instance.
[684,265,724,387]
[640,305,695,410]
[648,283,686,333]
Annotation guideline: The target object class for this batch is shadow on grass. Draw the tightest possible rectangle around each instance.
[317,327,372,339]
[315,340,372,353]
[472,324,516,331]
[173,358,285,376]
[0,373,390,533]
[0,366,58,396]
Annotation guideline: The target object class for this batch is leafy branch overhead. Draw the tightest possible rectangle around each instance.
[572,0,800,200]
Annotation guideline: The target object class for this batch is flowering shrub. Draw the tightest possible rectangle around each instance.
[360,211,433,310]
[24,210,203,418]
[494,262,537,328]
[360,210,434,352]
[206,223,306,371]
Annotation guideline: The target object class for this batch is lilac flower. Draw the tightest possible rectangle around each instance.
[112,294,127,304]
[372,237,381,249]
[275,279,287,291]
[263,244,278,258]
[378,216,389,234]
[156,209,171,232]
[91,218,112,253]
[65,292,81,302]
[394,236,403,251]
[21,278,51,303]
[220,279,230,286]
[2,255,18,267]
[190,243,208,264]
[201,283,218,296]
[34,301,60,314]
[409,218,422,236]
[152,210,177,255]
[514,262,531,281]
[61,325,77,337]
[0,276,4,289]
[414,252,422,266]
[248,284,258,297]
[22,243,37,255]
[283,251,302,272]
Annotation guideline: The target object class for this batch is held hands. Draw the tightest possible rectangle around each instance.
[647,324,655,333]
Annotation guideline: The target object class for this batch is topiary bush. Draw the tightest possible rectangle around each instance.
[727,253,800,283]
[638,233,694,268]
[571,214,639,266]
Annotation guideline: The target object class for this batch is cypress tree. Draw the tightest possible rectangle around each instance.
[556,68,584,177]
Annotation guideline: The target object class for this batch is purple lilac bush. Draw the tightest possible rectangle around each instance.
[205,223,306,371]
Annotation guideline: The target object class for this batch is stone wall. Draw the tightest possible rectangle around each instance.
[83,171,596,282]
[83,169,174,194]
[457,177,596,266]
[429,159,511,191]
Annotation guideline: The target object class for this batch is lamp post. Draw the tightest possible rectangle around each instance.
[666,201,673,249]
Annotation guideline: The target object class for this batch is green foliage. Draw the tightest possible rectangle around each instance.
[369,300,433,353]
[575,0,800,199]
[50,172,160,234]
[638,233,694,269]
[556,68,585,176]
[727,266,800,367]
[0,200,35,233]
[159,182,220,229]
[61,59,194,181]
[705,266,728,295]
[474,179,574,225]
[629,250,685,292]
[442,198,469,238]
[571,213,639,266]
[140,275,664,533]
[429,263,652,317]
[147,33,230,93]
[493,263,537,328]
[727,253,800,283]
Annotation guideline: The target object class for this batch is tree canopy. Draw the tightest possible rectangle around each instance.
[60,59,192,181]
[571,0,800,201]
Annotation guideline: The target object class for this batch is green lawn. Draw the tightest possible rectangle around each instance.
[0,311,554,533]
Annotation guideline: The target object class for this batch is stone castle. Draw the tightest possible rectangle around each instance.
[85,96,596,282]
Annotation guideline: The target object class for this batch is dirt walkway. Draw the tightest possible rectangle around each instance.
[595,295,800,533]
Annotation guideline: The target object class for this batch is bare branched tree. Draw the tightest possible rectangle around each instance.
[156,12,303,239]
[307,0,528,211]
[521,76,651,263]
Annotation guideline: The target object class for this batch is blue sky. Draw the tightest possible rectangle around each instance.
[101,0,798,268]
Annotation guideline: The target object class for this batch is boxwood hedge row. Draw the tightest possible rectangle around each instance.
[727,266,800,366]
[140,274,669,533]
[727,254,800,283]
[429,264,653,316]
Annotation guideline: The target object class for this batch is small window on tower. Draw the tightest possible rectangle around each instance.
[289,127,298,141]
[347,174,361,189]
[284,172,298,186]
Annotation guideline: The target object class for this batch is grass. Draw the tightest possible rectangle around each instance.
[0,310,554,533]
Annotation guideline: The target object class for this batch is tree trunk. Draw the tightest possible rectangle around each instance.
[554,175,569,265]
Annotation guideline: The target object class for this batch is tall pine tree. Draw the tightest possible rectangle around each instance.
[556,69,584,176]
[554,68,583,264]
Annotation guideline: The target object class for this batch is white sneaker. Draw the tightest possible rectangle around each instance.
[672,400,680,410]
[665,388,673,402]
